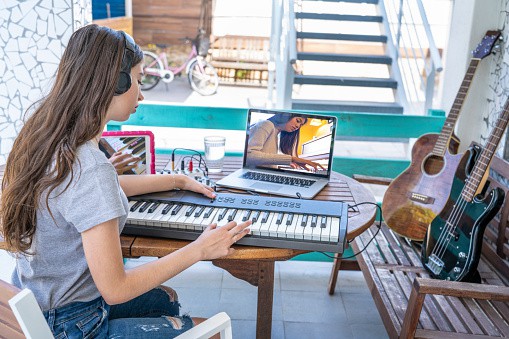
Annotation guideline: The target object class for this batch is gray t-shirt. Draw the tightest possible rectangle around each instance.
[12,141,129,311]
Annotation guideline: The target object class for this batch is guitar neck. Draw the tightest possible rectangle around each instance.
[462,99,509,201]
[434,58,481,156]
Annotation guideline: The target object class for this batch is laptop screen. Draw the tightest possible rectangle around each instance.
[242,109,337,179]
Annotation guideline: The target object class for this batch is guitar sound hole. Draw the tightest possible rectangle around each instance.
[423,155,444,175]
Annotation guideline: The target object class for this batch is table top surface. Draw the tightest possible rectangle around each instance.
[0,156,377,260]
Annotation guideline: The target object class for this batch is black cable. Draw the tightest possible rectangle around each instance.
[319,201,382,260]
[171,148,209,175]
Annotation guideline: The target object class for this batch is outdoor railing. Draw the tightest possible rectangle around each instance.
[106,103,446,178]
[380,0,443,114]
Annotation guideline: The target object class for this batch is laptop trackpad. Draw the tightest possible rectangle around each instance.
[250,182,282,191]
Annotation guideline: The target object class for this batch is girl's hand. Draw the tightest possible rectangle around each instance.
[291,157,325,171]
[193,220,251,260]
[109,151,141,174]
[177,174,216,199]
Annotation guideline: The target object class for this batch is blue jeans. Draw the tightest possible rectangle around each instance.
[44,287,193,338]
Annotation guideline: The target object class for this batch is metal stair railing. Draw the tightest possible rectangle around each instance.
[268,0,443,115]
[381,0,443,115]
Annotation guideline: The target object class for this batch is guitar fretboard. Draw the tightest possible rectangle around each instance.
[462,99,509,201]
[433,59,480,156]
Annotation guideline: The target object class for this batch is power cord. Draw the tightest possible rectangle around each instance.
[319,201,382,260]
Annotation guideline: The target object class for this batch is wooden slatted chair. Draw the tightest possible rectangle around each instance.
[1,278,233,339]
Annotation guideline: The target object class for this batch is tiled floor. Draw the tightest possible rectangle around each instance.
[0,250,388,338]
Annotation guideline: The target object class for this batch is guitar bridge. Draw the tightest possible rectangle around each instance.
[408,192,435,204]
[425,254,444,275]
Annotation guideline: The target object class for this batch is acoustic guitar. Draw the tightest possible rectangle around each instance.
[381,30,501,241]
[421,97,509,282]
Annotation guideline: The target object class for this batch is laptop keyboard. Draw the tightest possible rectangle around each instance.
[241,172,316,188]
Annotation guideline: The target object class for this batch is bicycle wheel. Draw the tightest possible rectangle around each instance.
[141,51,162,91]
[187,59,219,96]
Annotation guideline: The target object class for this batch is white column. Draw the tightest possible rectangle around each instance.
[0,0,92,165]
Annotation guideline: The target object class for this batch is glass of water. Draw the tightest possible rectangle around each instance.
[204,136,226,173]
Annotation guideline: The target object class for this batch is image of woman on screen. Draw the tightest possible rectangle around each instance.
[246,113,325,171]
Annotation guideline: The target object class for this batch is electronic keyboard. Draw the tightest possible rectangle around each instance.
[123,191,348,253]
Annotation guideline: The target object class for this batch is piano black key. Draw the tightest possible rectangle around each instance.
[132,142,145,155]
[301,215,308,226]
[138,201,152,213]
[276,212,284,225]
[218,208,228,221]
[194,206,205,217]
[311,215,318,227]
[227,209,238,221]
[161,203,173,215]
[242,210,252,221]
[261,211,269,223]
[286,213,294,225]
[127,137,144,149]
[320,216,327,228]
[148,202,160,213]
[185,205,196,217]
[251,210,260,222]
[130,200,143,212]
[203,207,214,218]
[171,204,183,215]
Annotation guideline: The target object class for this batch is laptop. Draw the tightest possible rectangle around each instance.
[216,109,337,199]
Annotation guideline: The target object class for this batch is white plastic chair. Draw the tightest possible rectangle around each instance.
[4,279,233,339]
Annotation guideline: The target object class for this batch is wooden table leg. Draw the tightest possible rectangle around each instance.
[328,255,341,295]
[213,259,275,339]
[256,261,274,339]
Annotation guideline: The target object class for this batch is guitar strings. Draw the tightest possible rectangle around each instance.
[432,196,468,259]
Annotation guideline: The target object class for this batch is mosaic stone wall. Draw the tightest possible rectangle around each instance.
[0,0,91,165]
[483,0,509,158]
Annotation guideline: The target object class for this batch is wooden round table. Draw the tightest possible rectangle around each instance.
[120,156,377,339]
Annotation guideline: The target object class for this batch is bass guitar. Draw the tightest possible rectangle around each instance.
[382,30,501,241]
[421,98,509,282]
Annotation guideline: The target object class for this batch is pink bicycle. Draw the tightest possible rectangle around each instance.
[141,34,219,96]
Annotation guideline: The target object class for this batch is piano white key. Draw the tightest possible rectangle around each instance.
[329,217,340,242]
[302,215,314,240]
[167,205,188,228]
[198,207,220,229]
[128,203,151,225]
[276,214,291,238]
[283,214,300,239]
[312,220,322,241]
[209,208,228,227]
[156,205,177,227]
[145,204,167,226]
[268,212,283,237]
[259,212,276,236]
[320,217,332,242]
[174,205,192,229]
[249,210,263,235]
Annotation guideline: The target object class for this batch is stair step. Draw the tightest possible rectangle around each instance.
[292,99,403,114]
[295,12,383,22]
[294,75,397,88]
[297,52,392,64]
[302,0,379,4]
[297,32,388,43]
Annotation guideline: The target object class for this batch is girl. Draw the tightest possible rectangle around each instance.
[1,24,250,338]
[246,113,325,170]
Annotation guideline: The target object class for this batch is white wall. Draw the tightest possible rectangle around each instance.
[440,0,506,153]
[0,0,92,165]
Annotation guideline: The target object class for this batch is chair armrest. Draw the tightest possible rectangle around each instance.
[400,277,509,338]
[352,174,393,186]
[413,277,509,301]
[174,312,232,339]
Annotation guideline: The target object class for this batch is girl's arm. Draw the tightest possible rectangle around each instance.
[82,218,250,305]
[119,174,215,198]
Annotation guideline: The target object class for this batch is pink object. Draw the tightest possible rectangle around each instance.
[101,130,156,174]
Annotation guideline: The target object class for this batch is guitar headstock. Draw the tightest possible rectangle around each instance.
[472,30,502,59]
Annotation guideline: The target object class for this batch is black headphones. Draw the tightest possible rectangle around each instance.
[115,31,136,95]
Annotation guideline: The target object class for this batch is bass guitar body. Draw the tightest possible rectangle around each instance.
[382,133,462,240]
[421,146,504,282]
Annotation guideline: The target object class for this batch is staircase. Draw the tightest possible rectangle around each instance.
[290,0,405,114]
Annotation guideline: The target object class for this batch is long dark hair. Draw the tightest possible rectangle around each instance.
[1,24,143,254]
[268,113,308,156]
